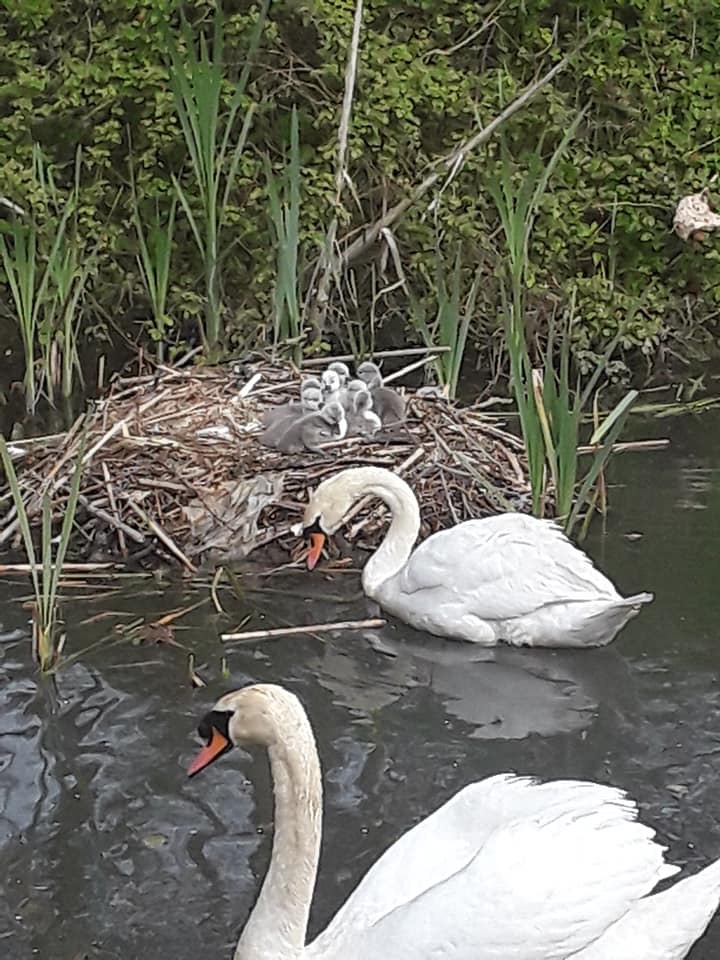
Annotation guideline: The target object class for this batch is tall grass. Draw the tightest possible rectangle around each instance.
[166,3,269,355]
[38,148,93,402]
[488,114,637,530]
[266,108,302,363]
[409,245,482,399]
[0,428,86,672]
[0,146,90,410]
[530,300,638,533]
[130,163,176,364]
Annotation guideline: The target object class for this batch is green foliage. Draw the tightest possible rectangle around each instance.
[0,426,86,672]
[0,146,89,409]
[412,244,481,399]
[266,107,303,362]
[489,125,637,528]
[130,157,177,363]
[166,3,267,353]
[0,0,718,372]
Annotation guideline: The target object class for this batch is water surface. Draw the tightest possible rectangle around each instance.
[1,411,719,957]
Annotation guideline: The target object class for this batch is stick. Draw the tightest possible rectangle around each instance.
[78,493,145,546]
[125,498,197,572]
[576,439,670,455]
[0,562,117,573]
[221,617,386,643]
[308,0,364,334]
[101,462,127,555]
[302,345,450,366]
[339,32,596,269]
[81,390,167,467]
[384,354,439,384]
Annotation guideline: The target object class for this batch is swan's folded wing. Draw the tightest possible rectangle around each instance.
[307,776,667,957]
[337,798,677,960]
[396,515,619,619]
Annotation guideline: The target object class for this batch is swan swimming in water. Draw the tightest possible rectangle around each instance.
[188,683,720,960]
[300,466,653,646]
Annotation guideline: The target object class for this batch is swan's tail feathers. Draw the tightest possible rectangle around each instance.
[580,857,720,960]
[575,592,653,646]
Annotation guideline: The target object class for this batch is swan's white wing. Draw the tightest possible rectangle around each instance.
[325,790,677,960]
[575,857,720,960]
[395,514,619,619]
[308,775,672,957]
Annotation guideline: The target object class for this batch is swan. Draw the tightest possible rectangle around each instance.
[299,466,653,646]
[187,683,720,960]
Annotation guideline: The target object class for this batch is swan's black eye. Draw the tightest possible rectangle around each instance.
[197,709,232,744]
[302,516,325,539]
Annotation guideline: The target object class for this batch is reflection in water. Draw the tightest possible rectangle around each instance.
[1,411,720,958]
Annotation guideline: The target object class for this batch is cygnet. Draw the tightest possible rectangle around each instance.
[273,401,347,454]
[347,389,382,437]
[340,378,368,411]
[260,388,322,448]
[261,377,323,427]
[356,361,405,425]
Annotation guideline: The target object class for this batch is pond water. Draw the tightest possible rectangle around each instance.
[1,410,720,958]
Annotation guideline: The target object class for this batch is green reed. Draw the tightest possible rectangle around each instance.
[165,3,268,355]
[0,426,86,672]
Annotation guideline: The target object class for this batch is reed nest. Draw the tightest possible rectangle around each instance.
[0,361,534,570]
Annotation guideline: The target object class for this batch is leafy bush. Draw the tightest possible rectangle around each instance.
[0,0,718,377]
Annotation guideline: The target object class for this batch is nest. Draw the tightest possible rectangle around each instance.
[0,361,534,570]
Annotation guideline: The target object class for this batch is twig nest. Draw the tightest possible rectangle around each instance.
[673,188,720,242]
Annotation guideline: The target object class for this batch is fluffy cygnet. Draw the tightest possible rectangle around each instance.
[273,401,347,454]
[261,377,323,427]
[260,388,322,448]
[356,361,405,425]
[347,389,382,437]
[321,361,350,402]
[340,378,368,411]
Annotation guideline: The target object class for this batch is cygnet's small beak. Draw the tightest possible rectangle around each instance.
[306,532,326,571]
[188,727,231,777]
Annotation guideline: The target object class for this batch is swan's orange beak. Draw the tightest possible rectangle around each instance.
[187,727,230,777]
[306,532,325,571]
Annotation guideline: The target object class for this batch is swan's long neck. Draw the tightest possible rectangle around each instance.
[235,712,323,960]
[348,468,421,596]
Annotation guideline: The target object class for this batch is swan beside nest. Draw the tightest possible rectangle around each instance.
[300,466,653,647]
[188,683,720,960]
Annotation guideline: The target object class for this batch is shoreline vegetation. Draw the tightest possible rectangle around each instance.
[0,1,714,667]
[1,2,718,392]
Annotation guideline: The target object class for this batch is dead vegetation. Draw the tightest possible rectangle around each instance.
[0,360,534,570]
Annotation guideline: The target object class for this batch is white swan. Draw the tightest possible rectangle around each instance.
[188,683,720,960]
[299,466,652,647]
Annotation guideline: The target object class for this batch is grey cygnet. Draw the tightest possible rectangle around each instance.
[274,401,347,454]
[261,377,323,427]
[348,390,382,436]
[356,361,405,425]
[260,388,322,447]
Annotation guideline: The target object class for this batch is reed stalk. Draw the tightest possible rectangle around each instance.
[266,107,302,363]
[166,2,269,355]
[0,426,86,671]
[130,161,176,364]
[488,111,637,529]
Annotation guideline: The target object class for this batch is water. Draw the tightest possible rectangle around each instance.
[1,411,720,958]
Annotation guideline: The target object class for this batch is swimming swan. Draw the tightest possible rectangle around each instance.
[188,683,720,960]
[300,466,653,646]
